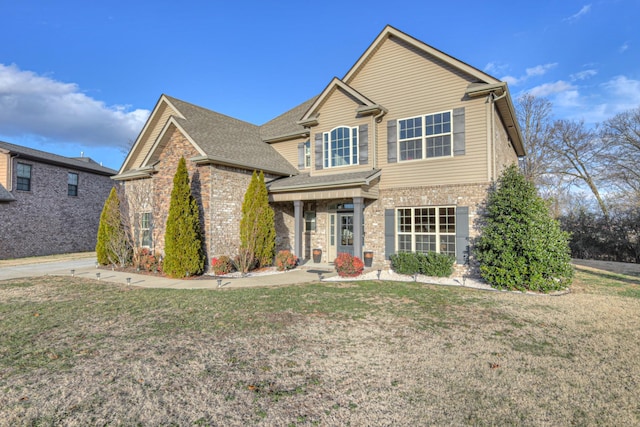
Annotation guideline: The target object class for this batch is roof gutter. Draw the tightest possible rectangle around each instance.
[269,170,382,192]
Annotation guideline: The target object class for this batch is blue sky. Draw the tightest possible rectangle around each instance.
[0,0,638,170]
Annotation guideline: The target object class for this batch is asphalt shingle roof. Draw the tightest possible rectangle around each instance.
[0,183,15,202]
[0,141,117,175]
[259,96,318,141]
[164,96,298,176]
[268,169,381,191]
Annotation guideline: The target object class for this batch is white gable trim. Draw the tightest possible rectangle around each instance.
[139,117,207,167]
[299,77,379,123]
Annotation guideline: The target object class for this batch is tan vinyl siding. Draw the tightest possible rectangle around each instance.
[494,107,518,178]
[0,153,9,189]
[347,36,491,189]
[312,87,372,176]
[127,102,178,170]
[270,136,307,170]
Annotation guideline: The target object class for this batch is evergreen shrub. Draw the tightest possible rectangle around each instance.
[474,165,573,293]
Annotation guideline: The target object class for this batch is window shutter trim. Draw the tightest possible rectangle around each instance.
[297,142,305,169]
[384,209,396,259]
[455,206,469,264]
[314,133,323,170]
[359,124,368,165]
[453,107,465,156]
[387,119,397,163]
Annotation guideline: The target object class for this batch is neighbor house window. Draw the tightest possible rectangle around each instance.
[141,212,152,247]
[324,126,358,168]
[16,163,32,191]
[398,111,452,161]
[68,172,79,196]
[396,206,456,256]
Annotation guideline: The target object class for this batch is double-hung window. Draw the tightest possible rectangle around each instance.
[323,126,358,168]
[398,111,452,161]
[397,206,456,256]
[68,172,79,196]
[141,212,152,247]
[17,163,32,191]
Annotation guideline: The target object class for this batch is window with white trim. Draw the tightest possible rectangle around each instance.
[323,126,358,168]
[398,111,452,161]
[396,206,456,256]
[141,212,152,247]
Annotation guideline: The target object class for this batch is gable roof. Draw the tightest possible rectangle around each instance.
[0,141,116,175]
[344,25,501,85]
[260,96,317,142]
[299,78,386,124]
[118,95,298,177]
[0,182,15,202]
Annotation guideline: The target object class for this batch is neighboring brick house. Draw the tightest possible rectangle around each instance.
[115,25,524,270]
[0,141,116,259]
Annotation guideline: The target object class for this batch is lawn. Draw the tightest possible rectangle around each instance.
[1,267,639,425]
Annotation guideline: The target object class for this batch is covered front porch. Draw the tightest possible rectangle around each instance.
[268,170,381,264]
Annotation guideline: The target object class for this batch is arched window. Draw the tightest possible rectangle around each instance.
[323,126,358,168]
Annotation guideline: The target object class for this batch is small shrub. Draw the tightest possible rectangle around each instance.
[134,248,162,272]
[389,252,421,275]
[275,250,298,271]
[390,252,455,277]
[334,253,364,277]
[211,256,234,275]
[234,249,257,273]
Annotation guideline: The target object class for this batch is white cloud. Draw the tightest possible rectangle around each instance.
[601,75,640,112]
[501,63,557,85]
[526,80,575,98]
[483,62,509,76]
[570,69,598,81]
[0,63,149,147]
[619,41,629,53]
[565,4,591,22]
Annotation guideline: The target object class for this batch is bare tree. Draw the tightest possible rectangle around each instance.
[550,119,609,218]
[601,106,640,206]
[515,94,555,187]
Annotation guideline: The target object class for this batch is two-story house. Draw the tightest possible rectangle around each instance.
[114,26,524,270]
[0,141,116,259]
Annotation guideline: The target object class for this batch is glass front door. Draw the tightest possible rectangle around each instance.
[337,213,354,256]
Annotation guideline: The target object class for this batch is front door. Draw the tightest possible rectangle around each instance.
[337,213,354,256]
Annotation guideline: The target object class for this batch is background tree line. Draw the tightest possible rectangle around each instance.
[517,95,640,263]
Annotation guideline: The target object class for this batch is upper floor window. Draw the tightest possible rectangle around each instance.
[68,172,79,196]
[324,126,358,168]
[398,111,452,161]
[16,163,32,191]
[304,140,311,168]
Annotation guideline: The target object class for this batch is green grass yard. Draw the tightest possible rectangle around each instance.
[1,267,639,425]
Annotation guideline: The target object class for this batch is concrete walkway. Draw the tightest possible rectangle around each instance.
[0,253,338,289]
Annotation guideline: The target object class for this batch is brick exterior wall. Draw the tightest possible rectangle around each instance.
[125,127,284,270]
[0,158,114,259]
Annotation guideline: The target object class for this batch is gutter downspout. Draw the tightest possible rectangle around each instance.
[372,108,388,169]
[489,91,507,181]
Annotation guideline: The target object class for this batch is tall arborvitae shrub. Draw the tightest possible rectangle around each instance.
[475,165,573,293]
[96,187,130,267]
[237,171,276,272]
[163,157,204,278]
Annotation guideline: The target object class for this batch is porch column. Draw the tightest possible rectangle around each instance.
[352,197,364,259]
[293,200,303,258]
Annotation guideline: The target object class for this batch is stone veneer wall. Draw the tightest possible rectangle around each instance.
[364,183,491,273]
[0,158,114,259]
